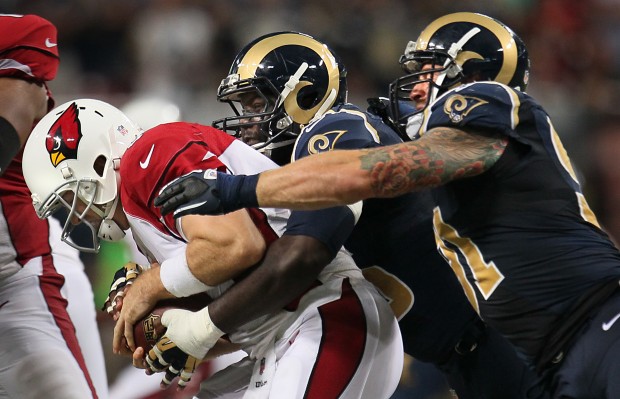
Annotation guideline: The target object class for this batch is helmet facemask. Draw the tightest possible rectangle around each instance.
[213,32,347,166]
[213,65,309,165]
[34,176,124,253]
[389,26,483,140]
[389,13,530,141]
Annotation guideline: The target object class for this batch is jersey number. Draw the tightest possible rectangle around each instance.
[432,208,504,314]
[362,266,414,320]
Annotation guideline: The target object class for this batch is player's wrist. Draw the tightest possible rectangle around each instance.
[160,254,215,297]
[218,172,259,211]
[162,306,225,359]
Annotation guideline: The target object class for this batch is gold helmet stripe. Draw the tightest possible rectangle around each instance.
[416,12,517,86]
[237,33,341,124]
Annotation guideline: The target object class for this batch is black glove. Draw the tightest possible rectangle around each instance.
[154,169,260,218]
[102,262,143,317]
[146,336,200,390]
[154,170,223,217]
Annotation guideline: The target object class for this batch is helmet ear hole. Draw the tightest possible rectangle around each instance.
[93,155,107,177]
[297,88,319,109]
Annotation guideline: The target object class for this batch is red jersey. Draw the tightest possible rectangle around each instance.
[119,122,286,263]
[0,14,60,273]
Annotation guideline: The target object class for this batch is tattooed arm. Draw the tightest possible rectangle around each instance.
[255,127,508,208]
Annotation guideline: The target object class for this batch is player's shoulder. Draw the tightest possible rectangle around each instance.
[436,81,522,109]
[294,103,398,158]
[135,122,233,149]
[424,82,529,135]
[306,103,377,130]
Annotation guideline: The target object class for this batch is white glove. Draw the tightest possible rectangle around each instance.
[161,306,225,359]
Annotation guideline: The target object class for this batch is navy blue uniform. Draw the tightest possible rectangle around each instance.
[425,81,620,397]
[288,103,542,399]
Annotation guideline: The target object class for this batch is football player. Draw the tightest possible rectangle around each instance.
[22,99,403,398]
[155,31,543,398]
[155,13,620,398]
[0,14,107,399]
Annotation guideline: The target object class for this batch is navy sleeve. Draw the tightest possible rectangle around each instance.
[283,207,356,257]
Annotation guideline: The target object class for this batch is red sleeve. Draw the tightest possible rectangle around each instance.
[120,123,234,236]
[0,14,60,82]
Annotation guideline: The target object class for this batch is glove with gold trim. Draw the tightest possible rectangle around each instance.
[102,262,144,319]
[145,306,225,389]
[146,336,200,389]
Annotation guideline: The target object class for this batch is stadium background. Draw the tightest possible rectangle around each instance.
[4,0,620,398]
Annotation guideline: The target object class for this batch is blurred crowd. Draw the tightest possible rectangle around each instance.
[5,0,620,398]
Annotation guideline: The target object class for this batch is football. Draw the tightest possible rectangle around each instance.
[133,292,213,351]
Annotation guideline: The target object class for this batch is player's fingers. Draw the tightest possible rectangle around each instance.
[132,347,148,369]
[154,178,184,207]
[111,294,125,321]
[112,317,126,354]
[161,366,181,389]
[146,346,168,373]
[177,369,192,390]
[123,318,136,352]
[161,194,186,216]
[177,356,198,390]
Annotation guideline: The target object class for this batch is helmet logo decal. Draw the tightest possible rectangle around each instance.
[45,102,83,167]
[443,94,488,124]
[239,33,341,124]
[455,50,484,66]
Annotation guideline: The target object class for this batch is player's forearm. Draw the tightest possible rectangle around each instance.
[182,211,266,286]
[255,149,376,210]
[208,235,331,332]
[255,132,509,210]
[0,78,48,144]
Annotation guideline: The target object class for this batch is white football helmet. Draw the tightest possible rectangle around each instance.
[23,99,143,252]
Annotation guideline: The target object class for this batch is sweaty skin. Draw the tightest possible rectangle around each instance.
[253,127,508,209]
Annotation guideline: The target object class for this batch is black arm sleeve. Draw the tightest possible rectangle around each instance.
[0,116,20,175]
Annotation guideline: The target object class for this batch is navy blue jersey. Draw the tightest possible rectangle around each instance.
[424,81,620,360]
[293,103,480,360]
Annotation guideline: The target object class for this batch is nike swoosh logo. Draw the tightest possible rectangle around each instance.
[602,311,620,331]
[0,300,9,310]
[140,144,155,169]
[45,38,57,48]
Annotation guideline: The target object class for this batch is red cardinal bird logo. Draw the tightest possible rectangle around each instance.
[45,102,83,167]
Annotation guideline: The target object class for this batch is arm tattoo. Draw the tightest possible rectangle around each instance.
[359,127,508,197]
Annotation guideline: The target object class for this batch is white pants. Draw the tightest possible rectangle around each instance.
[0,218,108,399]
[199,277,403,399]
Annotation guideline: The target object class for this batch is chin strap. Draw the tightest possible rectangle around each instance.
[98,195,126,241]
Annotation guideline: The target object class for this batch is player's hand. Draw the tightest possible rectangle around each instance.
[155,169,260,218]
[102,262,144,321]
[143,306,223,390]
[113,265,166,354]
[145,336,200,390]
[154,170,224,217]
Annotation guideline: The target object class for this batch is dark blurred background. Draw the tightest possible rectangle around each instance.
[5,0,620,398]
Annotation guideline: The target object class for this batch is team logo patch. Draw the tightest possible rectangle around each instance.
[307,130,347,154]
[45,102,83,167]
[443,94,488,124]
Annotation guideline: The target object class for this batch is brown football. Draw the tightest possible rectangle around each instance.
[133,292,213,351]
